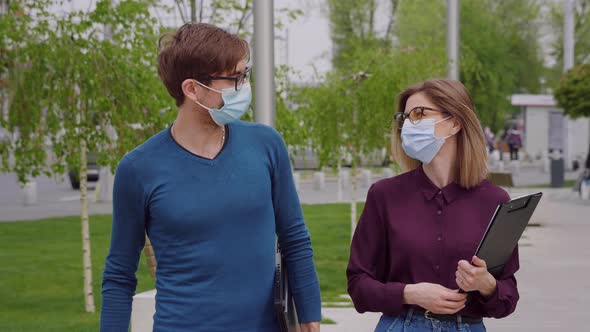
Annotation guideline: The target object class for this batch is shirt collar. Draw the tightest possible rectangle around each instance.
[415,165,463,204]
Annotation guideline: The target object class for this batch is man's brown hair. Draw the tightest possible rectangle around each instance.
[158,23,249,106]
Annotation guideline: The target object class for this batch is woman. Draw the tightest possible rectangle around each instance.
[506,126,522,161]
[347,79,519,332]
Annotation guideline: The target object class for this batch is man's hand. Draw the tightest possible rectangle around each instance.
[456,256,497,298]
[403,283,467,315]
[300,321,320,332]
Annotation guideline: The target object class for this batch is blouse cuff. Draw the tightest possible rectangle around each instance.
[384,282,407,316]
[476,279,506,308]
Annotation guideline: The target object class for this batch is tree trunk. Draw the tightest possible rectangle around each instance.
[350,165,358,242]
[337,162,343,202]
[80,138,95,313]
[190,0,196,22]
[144,234,157,278]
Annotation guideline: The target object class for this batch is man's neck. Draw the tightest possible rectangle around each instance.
[172,104,225,158]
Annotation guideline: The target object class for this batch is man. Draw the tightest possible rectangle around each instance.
[100,23,321,332]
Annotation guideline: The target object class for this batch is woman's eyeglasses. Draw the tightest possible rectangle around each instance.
[395,106,451,129]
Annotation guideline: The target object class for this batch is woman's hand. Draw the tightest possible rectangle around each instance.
[403,283,467,315]
[456,256,497,298]
[300,321,320,332]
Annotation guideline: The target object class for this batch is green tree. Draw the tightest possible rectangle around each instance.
[298,46,444,237]
[327,0,393,71]
[554,63,590,167]
[0,0,173,312]
[313,0,545,234]
[545,0,590,88]
[395,0,545,131]
[554,63,590,118]
[300,0,445,236]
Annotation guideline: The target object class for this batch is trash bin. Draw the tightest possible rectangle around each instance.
[550,150,565,188]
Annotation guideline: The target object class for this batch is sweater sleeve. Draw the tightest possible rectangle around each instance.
[270,129,322,323]
[100,156,147,332]
[347,184,407,316]
[473,246,520,318]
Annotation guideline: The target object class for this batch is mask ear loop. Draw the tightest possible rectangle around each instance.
[435,116,458,139]
[193,79,222,93]
[434,116,453,125]
[192,80,221,111]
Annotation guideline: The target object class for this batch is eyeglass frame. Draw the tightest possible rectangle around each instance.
[204,66,252,91]
[395,106,452,129]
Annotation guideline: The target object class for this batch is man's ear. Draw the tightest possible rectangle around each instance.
[181,79,199,102]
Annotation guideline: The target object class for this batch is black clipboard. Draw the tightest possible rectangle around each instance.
[474,192,543,276]
[274,242,301,332]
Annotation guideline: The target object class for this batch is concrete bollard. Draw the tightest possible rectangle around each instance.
[382,168,395,179]
[313,171,325,191]
[510,160,520,174]
[21,180,37,206]
[491,150,501,162]
[543,156,550,173]
[337,169,350,202]
[497,161,505,172]
[132,289,156,332]
[293,172,301,192]
[97,168,115,203]
[581,179,590,200]
[360,169,373,188]
[338,169,350,188]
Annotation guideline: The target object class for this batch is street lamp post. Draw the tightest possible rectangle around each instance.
[253,0,276,128]
[446,0,460,81]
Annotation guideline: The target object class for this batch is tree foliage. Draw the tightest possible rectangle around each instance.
[545,0,590,88]
[554,63,590,118]
[1,0,174,183]
[395,0,544,131]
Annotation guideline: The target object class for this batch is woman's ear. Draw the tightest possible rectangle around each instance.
[451,118,462,135]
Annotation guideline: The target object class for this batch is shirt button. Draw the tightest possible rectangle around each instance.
[435,265,440,270]
[437,236,442,241]
[438,190,443,195]
[437,210,442,215]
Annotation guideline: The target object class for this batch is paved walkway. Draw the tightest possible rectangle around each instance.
[0,166,580,221]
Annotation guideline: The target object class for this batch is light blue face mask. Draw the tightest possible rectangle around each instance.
[193,81,252,126]
[401,117,455,164]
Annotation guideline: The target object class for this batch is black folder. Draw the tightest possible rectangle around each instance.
[475,192,543,276]
[274,242,301,332]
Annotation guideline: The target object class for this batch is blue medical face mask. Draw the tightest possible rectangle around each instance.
[193,80,252,126]
[401,117,455,164]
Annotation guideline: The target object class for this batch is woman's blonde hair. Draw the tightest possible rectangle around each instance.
[391,79,488,189]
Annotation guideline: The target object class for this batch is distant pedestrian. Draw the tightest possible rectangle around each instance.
[484,126,495,154]
[506,126,522,161]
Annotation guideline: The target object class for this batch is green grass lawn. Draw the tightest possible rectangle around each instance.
[0,203,357,331]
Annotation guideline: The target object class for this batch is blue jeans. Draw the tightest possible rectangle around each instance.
[374,309,486,332]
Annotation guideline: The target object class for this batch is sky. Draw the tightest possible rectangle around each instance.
[49,0,563,84]
[54,0,334,83]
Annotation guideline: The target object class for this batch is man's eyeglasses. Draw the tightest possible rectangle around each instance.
[395,106,451,129]
[206,66,252,91]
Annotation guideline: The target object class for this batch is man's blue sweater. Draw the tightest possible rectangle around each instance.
[100,121,321,331]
